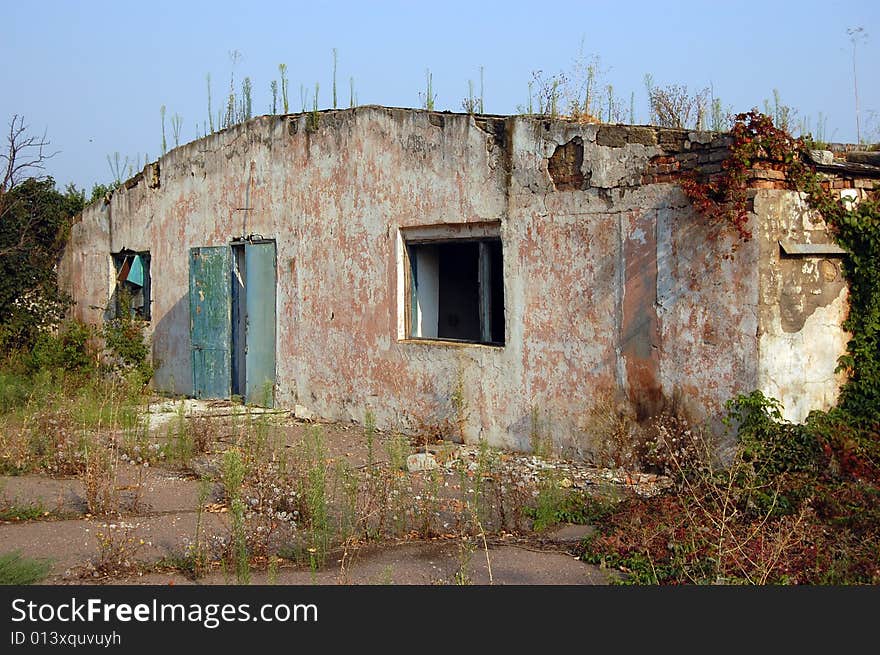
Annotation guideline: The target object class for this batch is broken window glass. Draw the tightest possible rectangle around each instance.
[112,250,151,320]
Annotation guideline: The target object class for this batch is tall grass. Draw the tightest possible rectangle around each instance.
[0,551,51,585]
[0,364,148,476]
[222,448,250,584]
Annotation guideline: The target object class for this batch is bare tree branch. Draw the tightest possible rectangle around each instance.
[1,114,58,194]
[0,115,60,256]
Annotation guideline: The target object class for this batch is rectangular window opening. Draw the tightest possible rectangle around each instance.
[112,250,151,320]
[404,228,504,346]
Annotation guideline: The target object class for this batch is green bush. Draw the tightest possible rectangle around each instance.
[725,391,822,481]
[101,295,153,385]
[29,320,96,373]
[0,177,83,355]
[0,369,34,414]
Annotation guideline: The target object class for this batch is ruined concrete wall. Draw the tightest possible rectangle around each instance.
[655,195,760,433]
[755,190,850,422]
[59,107,849,457]
[507,121,758,455]
[274,109,513,445]
[58,203,112,327]
[61,109,516,445]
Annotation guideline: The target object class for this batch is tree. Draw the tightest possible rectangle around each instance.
[0,115,81,352]
[1,115,54,196]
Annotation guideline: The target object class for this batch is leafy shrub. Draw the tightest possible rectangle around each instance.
[101,294,153,385]
[581,391,880,585]
[29,320,96,373]
[725,391,822,481]
[0,177,79,355]
[0,369,35,414]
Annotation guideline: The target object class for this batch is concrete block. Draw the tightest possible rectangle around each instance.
[406,453,439,472]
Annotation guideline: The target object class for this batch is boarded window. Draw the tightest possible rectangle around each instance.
[112,251,151,320]
[404,227,504,346]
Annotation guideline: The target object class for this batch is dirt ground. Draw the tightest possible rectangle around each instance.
[0,399,667,585]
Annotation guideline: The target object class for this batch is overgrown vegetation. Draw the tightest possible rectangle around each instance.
[581,113,879,584]
[0,164,83,353]
[527,476,614,532]
[582,391,879,584]
[1,38,876,585]
[0,305,151,481]
[679,110,879,427]
[89,524,146,578]
[0,551,51,584]
[0,114,155,388]
[101,290,154,386]
[0,357,145,478]
[0,500,47,521]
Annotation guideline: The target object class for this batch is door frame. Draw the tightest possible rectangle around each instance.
[231,236,277,406]
[190,238,277,406]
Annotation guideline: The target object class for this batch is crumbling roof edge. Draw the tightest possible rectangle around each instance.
[79,107,876,215]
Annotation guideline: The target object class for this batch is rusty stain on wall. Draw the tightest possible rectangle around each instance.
[56,106,876,457]
[622,209,662,420]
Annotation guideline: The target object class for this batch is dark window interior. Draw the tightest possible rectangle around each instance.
[408,238,504,345]
[231,243,246,398]
[438,242,480,340]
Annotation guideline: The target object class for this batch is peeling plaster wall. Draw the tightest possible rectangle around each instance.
[58,203,112,326]
[656,194,760,434]
[508,120,758,454]
[754,191,850,422]
[59,108,845,457]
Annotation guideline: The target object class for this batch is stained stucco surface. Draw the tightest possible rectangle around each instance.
[58,108,846,455]
[754,191,850,422]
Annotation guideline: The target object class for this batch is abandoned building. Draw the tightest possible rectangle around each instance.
[57,106,880,457]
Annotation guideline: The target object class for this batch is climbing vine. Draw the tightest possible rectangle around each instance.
[680,111,806,239]
[818,192,880,427]
[682,110,879,433]
[580,113,878,585]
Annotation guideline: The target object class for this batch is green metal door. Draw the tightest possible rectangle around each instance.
[244,241,276,406]
[190,246,232,398]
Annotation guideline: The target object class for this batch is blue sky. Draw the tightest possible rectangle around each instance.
[2,0,878,192]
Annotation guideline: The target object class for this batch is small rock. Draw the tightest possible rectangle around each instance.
[545,523,596,543]
[293,404,314,421]
[809,149,834,165]
[189,455,221,478]
[406,453,439,472]
[688,131,714,145]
